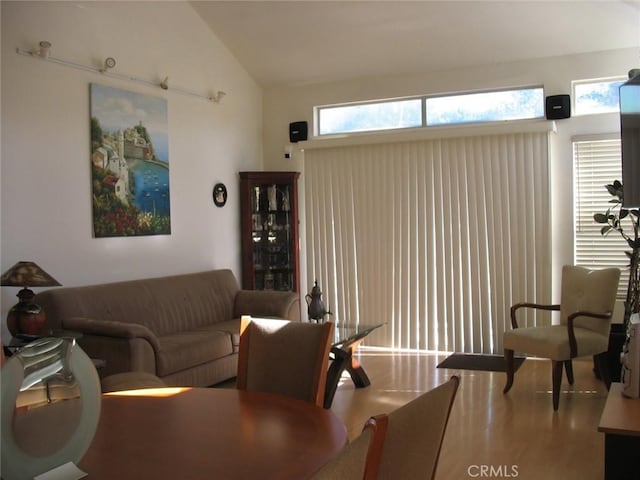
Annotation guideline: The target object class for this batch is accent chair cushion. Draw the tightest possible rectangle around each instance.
[503,325,609,360]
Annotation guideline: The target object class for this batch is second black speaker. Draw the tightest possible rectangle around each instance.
[545,95,571,120]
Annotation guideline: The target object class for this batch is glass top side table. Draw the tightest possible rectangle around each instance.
[324,322,385,408]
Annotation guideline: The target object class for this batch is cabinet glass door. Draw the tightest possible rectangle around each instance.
[240,172,299,292]
[251,183,293,291]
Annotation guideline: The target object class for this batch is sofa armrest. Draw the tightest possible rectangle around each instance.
[234,290,300,321]
[62,317,161,352]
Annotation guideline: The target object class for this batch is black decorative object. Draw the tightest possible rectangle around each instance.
[305,280,332,323]
[213,183,227,207]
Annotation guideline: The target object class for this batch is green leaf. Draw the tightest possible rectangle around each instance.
[594,213,608,223]
[601,225,612,236]
[621,209,630,220]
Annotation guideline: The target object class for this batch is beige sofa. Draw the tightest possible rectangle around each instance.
[35,269,300,387]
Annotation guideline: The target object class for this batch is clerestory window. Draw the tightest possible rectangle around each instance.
[316,86,544,137]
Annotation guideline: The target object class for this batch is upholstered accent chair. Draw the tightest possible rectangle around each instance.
[503,265,620,410]
[370,375,459,480]
[236,317,334,407]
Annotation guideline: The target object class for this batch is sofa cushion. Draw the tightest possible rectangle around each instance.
[156,329,233,377]
[210,319,241,352]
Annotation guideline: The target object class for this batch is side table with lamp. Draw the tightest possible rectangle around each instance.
[1,261,61,339]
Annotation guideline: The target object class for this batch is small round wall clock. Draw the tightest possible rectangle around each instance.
[213,183,227,207]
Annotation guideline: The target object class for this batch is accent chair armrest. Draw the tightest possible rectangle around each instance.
[565,310,612,358]
[509,302,560,329]
[234,290,300,321]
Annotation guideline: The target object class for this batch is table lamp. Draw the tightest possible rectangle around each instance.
[1,261,61,337]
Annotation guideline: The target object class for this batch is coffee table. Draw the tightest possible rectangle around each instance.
[79,387,347,479]
[324,322,385,408]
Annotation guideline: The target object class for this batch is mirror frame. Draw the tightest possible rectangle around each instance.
[1,338,101,480]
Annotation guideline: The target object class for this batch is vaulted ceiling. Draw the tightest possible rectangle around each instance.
[191,1,640,88]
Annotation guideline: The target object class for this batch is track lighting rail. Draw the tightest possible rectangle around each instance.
[16,42,226,103]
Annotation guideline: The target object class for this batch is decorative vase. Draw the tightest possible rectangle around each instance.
[305,280,332,323]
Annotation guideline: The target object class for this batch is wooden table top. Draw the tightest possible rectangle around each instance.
[79,387,348,479]
[598,383,640,437]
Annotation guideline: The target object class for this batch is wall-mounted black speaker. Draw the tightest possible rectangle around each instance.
[545,95,571,120]
[289,121,308,143]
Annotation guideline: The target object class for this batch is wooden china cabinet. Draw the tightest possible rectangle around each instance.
[239,171,300,293]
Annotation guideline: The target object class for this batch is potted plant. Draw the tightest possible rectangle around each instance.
[593,179,640,381]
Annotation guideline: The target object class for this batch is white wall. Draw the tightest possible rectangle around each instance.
[264,48,637,304]
[0,1,263,328]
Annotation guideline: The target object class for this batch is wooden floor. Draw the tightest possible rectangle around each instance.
[329,349,608,480]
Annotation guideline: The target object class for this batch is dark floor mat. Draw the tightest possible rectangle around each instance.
[437,353,525,372]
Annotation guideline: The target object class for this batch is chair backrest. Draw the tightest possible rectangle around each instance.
[237,317,334,407]
[560,265,620,336]
[312,414,387,480]
[374,375,459,480]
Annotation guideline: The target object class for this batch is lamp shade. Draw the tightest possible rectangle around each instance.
[1,261,61,288]
[1,262,61,337]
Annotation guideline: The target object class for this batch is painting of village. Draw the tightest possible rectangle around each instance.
[90,83,170,237]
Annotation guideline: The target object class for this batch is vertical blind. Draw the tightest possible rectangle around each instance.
[573,137,627,298]
[304,132,551,354]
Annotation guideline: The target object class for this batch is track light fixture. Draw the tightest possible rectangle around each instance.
[100,57,116,73]
[33,40,51,59]
[210,91,226,103]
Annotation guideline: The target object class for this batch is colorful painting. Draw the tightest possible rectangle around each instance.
[90,84,170,237]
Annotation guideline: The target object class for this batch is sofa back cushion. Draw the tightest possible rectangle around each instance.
[35,270,240,336]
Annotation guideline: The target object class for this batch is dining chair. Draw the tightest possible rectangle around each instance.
[503,265,620,410]
[237,316,334,407]
[312,414,387,480]
[370,375,460,480]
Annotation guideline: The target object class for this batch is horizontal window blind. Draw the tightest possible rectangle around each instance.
[304,131,551,354]
[574,137,627,298]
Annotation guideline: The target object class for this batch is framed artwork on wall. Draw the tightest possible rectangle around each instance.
[90,83,171,237]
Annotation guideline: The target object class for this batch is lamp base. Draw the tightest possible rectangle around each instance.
[6,288,47,337]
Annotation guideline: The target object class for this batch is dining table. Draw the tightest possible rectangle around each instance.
[78,387,348,479]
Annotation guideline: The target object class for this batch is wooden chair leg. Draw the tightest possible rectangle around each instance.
[594,351,612,391]
[503,349,515,394]
[564,360,574,385]
[592,355,602,380]
[552,360,563,411]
